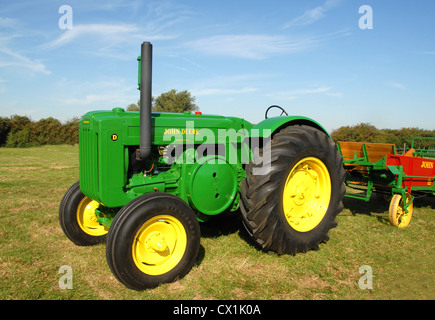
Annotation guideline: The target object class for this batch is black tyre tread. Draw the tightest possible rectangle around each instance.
[59,181,106,246]
[240,125,346,255]
[58,181,81,241]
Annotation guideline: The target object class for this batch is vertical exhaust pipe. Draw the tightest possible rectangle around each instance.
[137,41,152,160]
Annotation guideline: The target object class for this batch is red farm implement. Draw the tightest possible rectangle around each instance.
[337,137,435,228]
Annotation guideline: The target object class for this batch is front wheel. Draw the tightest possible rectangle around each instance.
[59,181,108,246]
[240,125,346,255]
[106,193,201,290]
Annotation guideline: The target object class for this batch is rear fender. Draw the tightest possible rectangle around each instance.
[246,116,330,139]
[242,116,331,170]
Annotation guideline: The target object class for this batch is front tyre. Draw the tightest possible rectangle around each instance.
[59,181,108,246]
[106,193,201,290]
[240,125,346,255]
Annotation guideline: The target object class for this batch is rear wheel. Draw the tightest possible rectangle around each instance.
[389,193,413,228]
[240,125,346,254]
[106,193,201,290]
[59,181,108,246]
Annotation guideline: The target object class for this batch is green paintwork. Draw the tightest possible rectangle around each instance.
[187,155,238,215]
[247,115,330,138]
[337,141,397,202]
[79,107,330,224]
[79,108,251,208]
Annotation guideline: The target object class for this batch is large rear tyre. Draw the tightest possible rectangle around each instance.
[106,193,201,290]
[240,125,346,255]
[59,181,108,246]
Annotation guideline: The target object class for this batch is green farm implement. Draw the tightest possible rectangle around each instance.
[59,42,346,290]
[338,138,435,228]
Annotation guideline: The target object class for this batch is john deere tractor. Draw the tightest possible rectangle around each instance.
[59,42,345,290]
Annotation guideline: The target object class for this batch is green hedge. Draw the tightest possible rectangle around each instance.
[330,122,435,148]
[1,116,433,149]
[0,115,79,148]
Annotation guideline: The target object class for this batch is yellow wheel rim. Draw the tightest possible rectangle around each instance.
[77,197,108,236]
[132,215,187,276]
[389,194,413,228]
[282,157,331,232]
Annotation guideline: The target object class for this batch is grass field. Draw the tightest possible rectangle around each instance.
[0,145,433,300]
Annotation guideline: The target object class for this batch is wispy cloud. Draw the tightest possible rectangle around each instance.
[190,73,277,97]
[193,87,257,96]
[89,0,144,12]
[269,86,342,100]
[53,77,136,107]
[325,92,343,98]
[0,17,18,28]
[284,0,341,28]
[387,81,406,90]
[41,23,173,51]
[0,47,51,75]
[187,34,318,59]
[0,15,50,75]
[285,86,332,95]
[143,1,193,35]
[41,1,193,55]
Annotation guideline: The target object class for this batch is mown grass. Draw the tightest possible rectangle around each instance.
[0,145,433,300]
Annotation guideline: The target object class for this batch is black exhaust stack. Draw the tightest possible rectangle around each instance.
[137,41,152,161]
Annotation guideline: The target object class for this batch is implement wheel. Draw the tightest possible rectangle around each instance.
[389,193,413,228]
[240,125,346,255]
[59,181,108,246]
[106,193,200,290]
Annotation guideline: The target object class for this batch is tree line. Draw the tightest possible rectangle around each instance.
[0,115,79,148]
[1,88,433,149]
[126,89,198,112]
[2,116,433,149]
[0,89,198,148]
[330,123,435,149]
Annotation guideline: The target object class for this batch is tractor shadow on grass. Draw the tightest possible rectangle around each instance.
[194,211,260,267]
[199,212,243,238]
[343,196,391,226]
[194,193,435,266]
[200,210,260,249]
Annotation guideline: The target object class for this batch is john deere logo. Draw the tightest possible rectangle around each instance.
[111,134,118,141]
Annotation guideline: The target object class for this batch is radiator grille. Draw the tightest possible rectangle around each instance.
[79,128,100,201]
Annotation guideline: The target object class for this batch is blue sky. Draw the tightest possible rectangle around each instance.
[1,0,434,132]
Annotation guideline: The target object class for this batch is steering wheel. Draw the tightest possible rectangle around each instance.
[265,105,288,119]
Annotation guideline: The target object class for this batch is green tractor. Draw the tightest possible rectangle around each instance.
[59,42,346,290]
